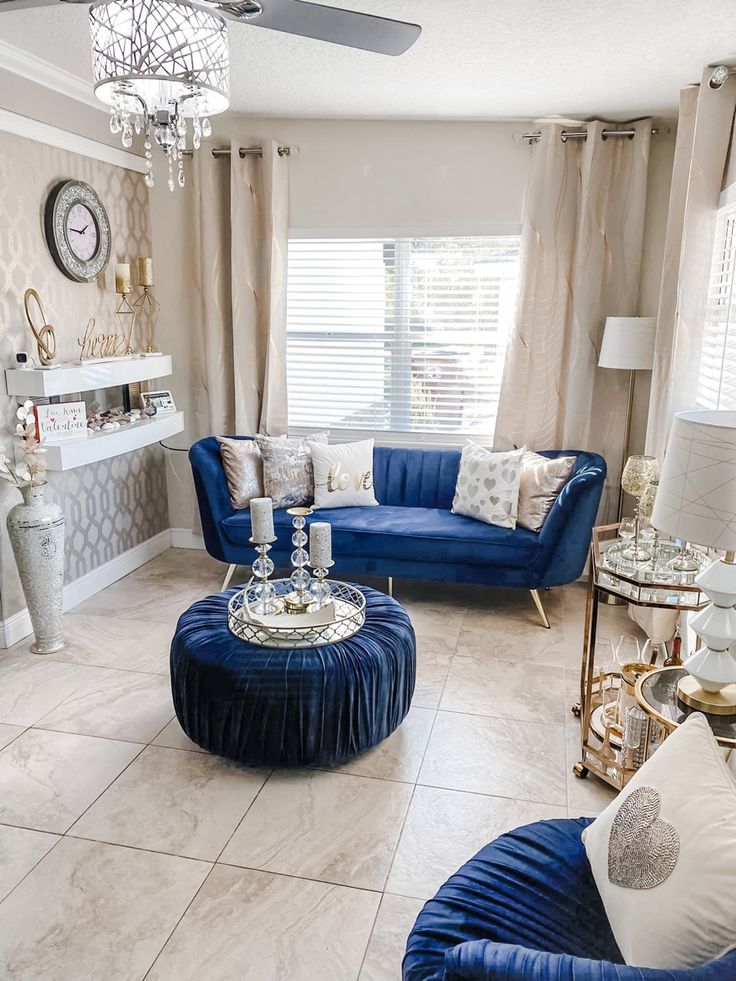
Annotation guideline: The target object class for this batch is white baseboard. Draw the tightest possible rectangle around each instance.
[0,529,172,649]
[171,529,205,550]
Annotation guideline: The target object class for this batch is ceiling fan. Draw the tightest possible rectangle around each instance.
[0,0,422,57]
[0,0,422,189]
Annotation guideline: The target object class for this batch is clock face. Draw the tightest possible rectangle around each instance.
[65,203,99,262]
[44,181,111,283]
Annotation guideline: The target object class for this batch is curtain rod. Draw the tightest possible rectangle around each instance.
[520,126,660,145]
[182,145,292,158]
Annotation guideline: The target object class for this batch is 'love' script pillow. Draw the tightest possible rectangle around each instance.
[309,439,378,509]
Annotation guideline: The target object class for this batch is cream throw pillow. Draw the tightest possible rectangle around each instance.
[217,436,273,510]
[309,439,379,509]
[517,451,576,532]
[452,443,524,528]
[582,713,736,969]
[255,433,328,509]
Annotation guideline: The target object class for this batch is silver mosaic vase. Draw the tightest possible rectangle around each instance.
[6,482,65,655]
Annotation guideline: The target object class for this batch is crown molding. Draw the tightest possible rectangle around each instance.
[0,106,147,173]
[0,37,102,112]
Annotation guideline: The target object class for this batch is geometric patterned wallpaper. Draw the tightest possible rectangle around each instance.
[0,131,168,620]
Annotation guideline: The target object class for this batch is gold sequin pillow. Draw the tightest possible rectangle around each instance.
[517,451,576,532]
[217,436,274,510]
[255,433,329,509]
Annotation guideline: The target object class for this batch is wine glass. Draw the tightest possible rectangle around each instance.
[616,634,642,667]
[595,638,617,720]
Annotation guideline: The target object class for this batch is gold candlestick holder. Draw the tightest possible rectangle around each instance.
[114,291,136,356]
[133,286,161,355]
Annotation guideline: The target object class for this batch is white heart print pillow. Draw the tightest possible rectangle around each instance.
[451,443,525,528]
[582,713,736,969]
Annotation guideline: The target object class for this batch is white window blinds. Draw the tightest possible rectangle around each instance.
[697,203,736,411]
[286,236,520,441]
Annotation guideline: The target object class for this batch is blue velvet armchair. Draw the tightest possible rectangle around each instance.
[403,818,736,980]
[189,438,606,626]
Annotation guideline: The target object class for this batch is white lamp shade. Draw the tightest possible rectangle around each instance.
[652,410,736,551]
[598,317,656,370]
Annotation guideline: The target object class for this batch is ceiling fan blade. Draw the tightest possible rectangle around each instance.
[0,0,88,10]
[220,0,421,56]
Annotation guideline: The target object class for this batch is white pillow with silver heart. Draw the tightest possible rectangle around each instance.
[451,443,524,528]
[582,712,736,969]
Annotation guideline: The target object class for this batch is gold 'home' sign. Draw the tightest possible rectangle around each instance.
[77,318,128,360]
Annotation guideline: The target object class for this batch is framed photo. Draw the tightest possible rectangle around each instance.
[34,401,87,443]
[142,390,176,414]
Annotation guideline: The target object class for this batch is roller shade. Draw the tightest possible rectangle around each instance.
[698,204,736,411]
[286,236,520,440]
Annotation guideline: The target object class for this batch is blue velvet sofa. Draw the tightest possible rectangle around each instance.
[404,817,736,980]
[189,438,606,626]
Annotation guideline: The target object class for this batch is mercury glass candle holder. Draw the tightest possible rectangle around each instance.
[284,507,313,614]
[621,455,658,563]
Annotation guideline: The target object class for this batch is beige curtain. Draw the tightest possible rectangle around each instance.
[494,118,651,519]
[192,138,289,439]
[645,70,736,460]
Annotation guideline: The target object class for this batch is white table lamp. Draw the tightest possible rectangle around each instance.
[652,410,736,714]
[598,317,657,520]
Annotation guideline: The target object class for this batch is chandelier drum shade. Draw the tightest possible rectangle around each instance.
[89,0,230,189]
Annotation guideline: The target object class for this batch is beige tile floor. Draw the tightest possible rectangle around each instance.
[0,548,638,980]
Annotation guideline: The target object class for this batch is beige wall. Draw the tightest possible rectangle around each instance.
[157,116,535,530]
[0,67,677,549]
[160,114,675,533]
[0,129,168,620]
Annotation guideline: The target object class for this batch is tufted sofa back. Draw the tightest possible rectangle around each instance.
[372,446,461,509]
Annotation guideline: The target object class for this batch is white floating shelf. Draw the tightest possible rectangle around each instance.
[4,354,173,398]
[43,411,184,471]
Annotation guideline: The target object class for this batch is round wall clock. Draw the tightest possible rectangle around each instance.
[44,180,111,283]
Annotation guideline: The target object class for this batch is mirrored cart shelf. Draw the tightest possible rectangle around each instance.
[4,354,173,398]
[41,411,184,471]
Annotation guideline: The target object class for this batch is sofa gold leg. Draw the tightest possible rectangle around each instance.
[388,576,393,598]
[530,589,551,629]
[222,564,237,591]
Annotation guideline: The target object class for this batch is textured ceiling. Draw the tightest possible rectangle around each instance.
[1,0,735,119]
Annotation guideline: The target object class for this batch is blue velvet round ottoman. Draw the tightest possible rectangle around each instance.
[170,585,415,768]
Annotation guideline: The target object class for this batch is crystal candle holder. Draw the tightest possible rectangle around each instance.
[285,507,313,614]
[310,562,335,610]
[249,537,278,616]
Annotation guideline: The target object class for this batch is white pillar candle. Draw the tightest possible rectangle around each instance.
[309,521,332,568]
[115,262,131,294]
[250,497,275,543]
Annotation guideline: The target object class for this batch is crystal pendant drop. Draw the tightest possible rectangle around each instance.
[202,117,212,138]
[109,112,121,135]
[144,173,155,188]
[134,114,142,135]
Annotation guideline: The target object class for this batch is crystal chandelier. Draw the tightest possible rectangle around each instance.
[89,0,230,190]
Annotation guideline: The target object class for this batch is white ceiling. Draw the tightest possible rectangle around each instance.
[1,0,735,120]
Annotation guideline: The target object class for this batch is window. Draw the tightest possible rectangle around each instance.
[286,235,520,442]
[697,201,736,411]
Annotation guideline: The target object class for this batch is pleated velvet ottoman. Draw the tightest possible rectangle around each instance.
[170,585,416,768]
